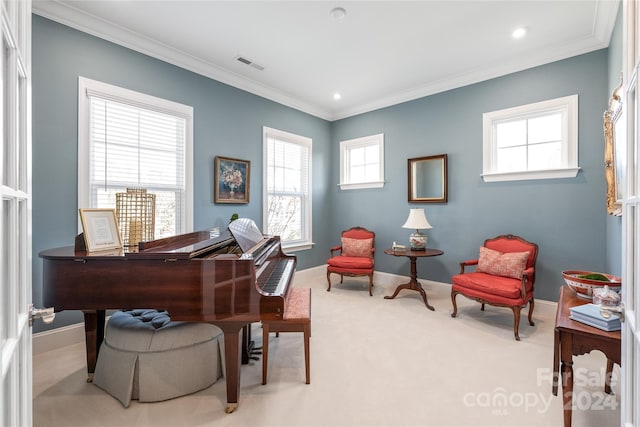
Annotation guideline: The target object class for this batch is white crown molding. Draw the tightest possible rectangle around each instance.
[33,0,619,122]
[593,0,621,45]
[334,2,619,121]
[333,37,610,120]
[32,0,333,120]
[334,0,620,120]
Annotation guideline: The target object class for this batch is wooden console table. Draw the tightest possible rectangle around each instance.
[383,248,443,311]
[552,285,621,427]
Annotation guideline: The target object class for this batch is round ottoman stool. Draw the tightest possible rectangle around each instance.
[93,309,224,407]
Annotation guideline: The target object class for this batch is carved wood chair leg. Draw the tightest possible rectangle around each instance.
[528,299,535,326]
[340,274,344,284]
[326,271,332,292]
[481,303,485,311]
[512,307,521,341]
[451,291,458,318]
[368,275,373,296]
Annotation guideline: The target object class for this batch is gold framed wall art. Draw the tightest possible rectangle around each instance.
[603,78,624,216]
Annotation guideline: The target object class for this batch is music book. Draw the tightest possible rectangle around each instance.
[569,303,621,332]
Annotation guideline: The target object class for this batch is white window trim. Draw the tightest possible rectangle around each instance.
[77,76,194,233]
[287,241,314,253]
[481,95,580,182]
[262,126,313,252]
[339,133,385,190]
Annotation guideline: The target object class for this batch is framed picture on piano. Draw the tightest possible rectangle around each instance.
[79,208,123,252]
[214,156,250,204]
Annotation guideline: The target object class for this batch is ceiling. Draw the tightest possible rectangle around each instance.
[32,0,620,121]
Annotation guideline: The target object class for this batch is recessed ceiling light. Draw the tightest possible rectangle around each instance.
[333,93,342,100]
[330,7,346,20]
[512,27,527,39]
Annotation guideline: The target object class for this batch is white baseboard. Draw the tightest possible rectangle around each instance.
[33,266,556,355]
[33,322,86,355]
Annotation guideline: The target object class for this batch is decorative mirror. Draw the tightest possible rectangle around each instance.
[408,154,448,203]
[603,78,623,216]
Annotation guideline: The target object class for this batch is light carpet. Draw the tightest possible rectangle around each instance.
[33,267,621,426]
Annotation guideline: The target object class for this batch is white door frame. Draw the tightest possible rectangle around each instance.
[621,1,639,426]
[0,0,33,425]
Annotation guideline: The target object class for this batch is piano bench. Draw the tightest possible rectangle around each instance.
[262,287,311,385]
[92,309,224,408]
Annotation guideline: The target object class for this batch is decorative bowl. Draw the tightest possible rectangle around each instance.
[562,270,622,300]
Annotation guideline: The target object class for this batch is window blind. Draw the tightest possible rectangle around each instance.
[264,128,311,247]
[88,95,187,238]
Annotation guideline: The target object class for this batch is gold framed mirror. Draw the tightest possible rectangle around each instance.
[408,154,448,203]
[603,78,623,216]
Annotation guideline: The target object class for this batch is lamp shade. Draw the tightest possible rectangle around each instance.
[402,208,432,250]
[402,208,432,230]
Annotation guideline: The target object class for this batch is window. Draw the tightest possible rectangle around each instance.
[482,95,579,182]
[78,77,193,237]
[263,127,312,251]
[339,133,384,189]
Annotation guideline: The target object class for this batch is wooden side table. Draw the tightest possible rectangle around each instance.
[383,248,444,311]
[552,285,621,427]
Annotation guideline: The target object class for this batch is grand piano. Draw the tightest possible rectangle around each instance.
[39,218,296,413]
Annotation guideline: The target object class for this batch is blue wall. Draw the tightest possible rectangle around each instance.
[32,14,614,331]
[32,15,332,331]
[330,51,610,303]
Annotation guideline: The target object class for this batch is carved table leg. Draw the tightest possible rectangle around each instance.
[604,359,615,394]
[384,283,411,300]
[416,285,435,311]
[384,256,435,311]
[560,333,574,427]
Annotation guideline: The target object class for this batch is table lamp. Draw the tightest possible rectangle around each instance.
[402,208,432,250]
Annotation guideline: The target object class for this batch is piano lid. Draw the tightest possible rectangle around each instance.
[126,230,235,259]
[229,218,266,253]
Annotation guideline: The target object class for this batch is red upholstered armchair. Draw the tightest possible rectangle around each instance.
[327,227,375,296]
[451,234,539,340]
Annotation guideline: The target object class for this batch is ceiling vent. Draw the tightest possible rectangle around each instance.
[235,55,264,71]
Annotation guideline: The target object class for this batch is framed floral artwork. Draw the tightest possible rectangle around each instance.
[214,156,250,204]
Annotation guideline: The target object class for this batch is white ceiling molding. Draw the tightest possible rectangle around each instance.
[333,34,611,121]
[593,0,621,45]
[32,0,333,120]
[33,0,620,122]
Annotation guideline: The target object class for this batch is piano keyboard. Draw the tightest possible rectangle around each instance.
[257,258,295,295]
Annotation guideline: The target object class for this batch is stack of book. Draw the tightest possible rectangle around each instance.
[569,303,621,332]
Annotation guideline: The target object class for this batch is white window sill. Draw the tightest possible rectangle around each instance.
[339,181,385,190]
[482,167,581,182]
[283,242,314,252]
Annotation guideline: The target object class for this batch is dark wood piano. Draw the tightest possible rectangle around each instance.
[39,228,296,413]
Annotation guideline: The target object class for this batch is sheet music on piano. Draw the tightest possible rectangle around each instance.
[229,218,294,296]
[228,218,266,254]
